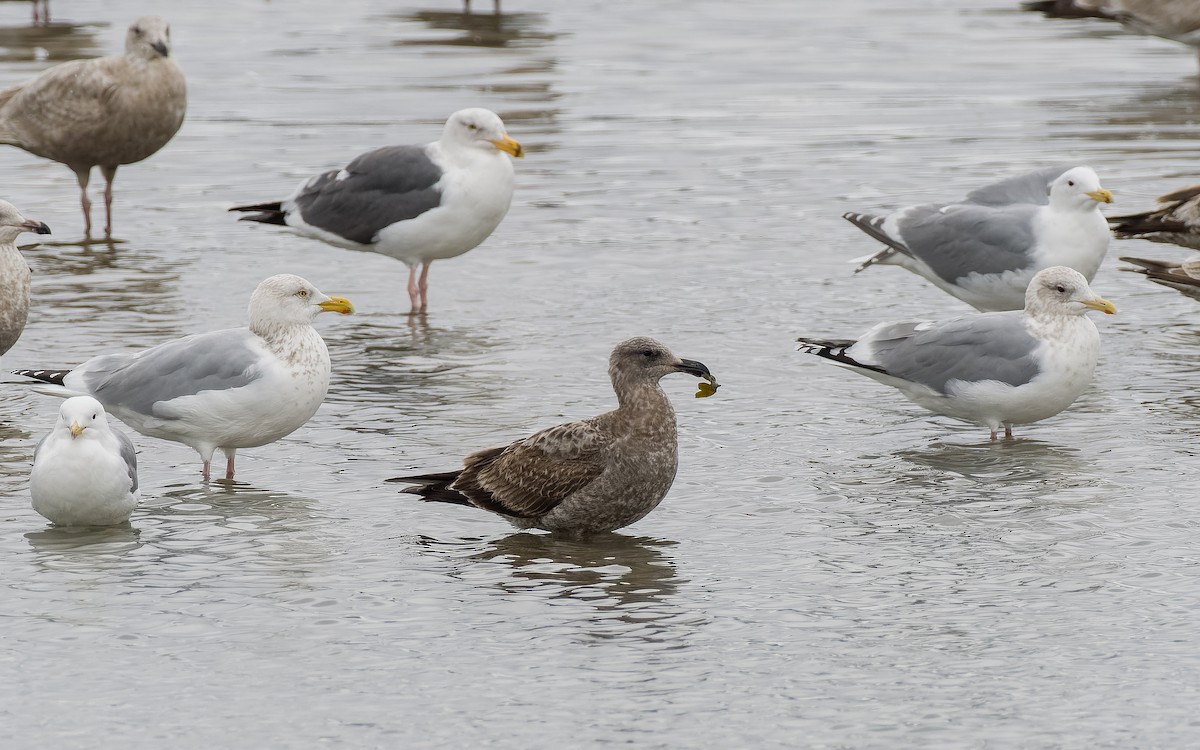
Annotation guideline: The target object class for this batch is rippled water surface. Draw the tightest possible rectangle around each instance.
[3,0,1200,746]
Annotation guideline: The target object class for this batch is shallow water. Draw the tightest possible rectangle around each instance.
[2,0,1200,746]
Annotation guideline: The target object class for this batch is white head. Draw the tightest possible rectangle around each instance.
[247,274,354,334]
[0,199,49,244]
[125,16,173,60]
[58,396,111,440]
[1025,266,1117,318]
[1048,167,1112,211]
[441,108,524,159]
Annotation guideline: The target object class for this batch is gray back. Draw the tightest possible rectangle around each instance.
[896,203,1039,281]
[963,165,1072,207]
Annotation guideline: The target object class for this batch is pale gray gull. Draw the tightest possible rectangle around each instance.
[1119,255,1200,300]
[0,199,50,358]
[844,166,1113,311]
[1110,184,1200,250]
[0,16,186,239]
[31,396,139,526]
[231,108,523,314]
[14,274,354,481]
[392,337,719,538]
[796,266,1116,440]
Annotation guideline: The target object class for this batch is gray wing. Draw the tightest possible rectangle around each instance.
[963,166,1072,207]
[894,203,1039,280]
[79,329,265,417]
[859,311,1041,394]
[113,426,138,493]
[291,145,444,245]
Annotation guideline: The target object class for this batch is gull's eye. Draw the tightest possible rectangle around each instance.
[92,413,97,420]
[641,349,656,358]
[1067,180,1075,187]
[132,26,142,35]
[296,289,309,298]
[467,123,478,130]
[1055,284,1067,293]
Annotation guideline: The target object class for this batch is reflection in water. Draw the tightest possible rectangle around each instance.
[0,20,104,63]
[393,9,556,49]
[1048,82,1200,146]
[24,523,143,558]
[439,532,694,643]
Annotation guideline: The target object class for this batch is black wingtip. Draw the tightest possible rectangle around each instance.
[11,368,68,385]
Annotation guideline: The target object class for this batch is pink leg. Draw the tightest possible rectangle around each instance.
[224,449,237,480]
[406,265,420,312]
[1004,424,1013,440]
[75,169,92,236]
[417,261,431,313]
[201,459,211,481]
[989,429,998,441]
[101,165,117,238]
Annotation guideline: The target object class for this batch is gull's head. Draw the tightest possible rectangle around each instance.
[0,199,49,244]
[1026,265,1116,318]
[443,108,524,159]
[126,16,173,59]
[1049,166,1112,210]
[58,396,110,440]
[609,336,715,392]
[248,274,354,333]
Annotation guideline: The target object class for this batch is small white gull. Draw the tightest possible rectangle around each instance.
[231,108,523,314]
[392,337,719,538]
[797,266,1116,440]
[31,396,139,526]
[14,274,353,481]
[844,166,1113,311]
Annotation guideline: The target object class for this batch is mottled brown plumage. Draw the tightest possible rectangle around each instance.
[1111,185,1200,251]
[0,200,50,358]
[395,337,716,538]
[0,16,186,238]
[1120,255,1200,300]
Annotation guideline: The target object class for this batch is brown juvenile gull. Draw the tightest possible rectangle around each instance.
[843,166,1113,312]
[1119,255,1200,300]
[13,274,354,481]
[392,337,719,538]
[0,199,50,358]
[230,108,523,314]
[1023,0,1200,69]
[797,266,1116,441]
[1110,184,1200,250]
[0,16,186,239]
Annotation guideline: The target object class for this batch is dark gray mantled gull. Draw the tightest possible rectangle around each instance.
[1119,255,1200,300]
[231,108,524,314]
[797,266,1116,441]
[1023,0,1200,69]
[30,396,139,527]
[13,274,354,481]
[0,199,50,358]
[0,16,186,239]
[392,337,720,538]
[1110,184,1200,250]
[843,166,1113,312]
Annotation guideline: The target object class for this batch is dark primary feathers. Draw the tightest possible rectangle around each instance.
[12,368,67,385]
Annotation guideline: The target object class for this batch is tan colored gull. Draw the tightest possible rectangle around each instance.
[0,16,186,239]
[14,275,354,481]
[392,337,719,538]
[1119,255,1200,300]
[231,108,523,314]
[31,396,139,527]
[1110,184,1200,250]
[843,166,1113,312]
[0,200,50,358]
[797,267,1116,441]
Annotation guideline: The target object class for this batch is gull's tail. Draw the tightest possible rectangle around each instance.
[843,211,906,272]
[386,470,474,507]
[797,336,889,376]
[12,368,68,385]
[229,201,287,226]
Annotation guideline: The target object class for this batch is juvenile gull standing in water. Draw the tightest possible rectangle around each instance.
[231,108,523,314]
[843,166,1113,311]
[0,200,50,358]
[13,274,354,481]
[393,337,719,538]
[0,16,186,239]
[1119,255,1200,300]
[796,266,1116,440]
[31,396,139,527]
[1110,184,1200,250]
